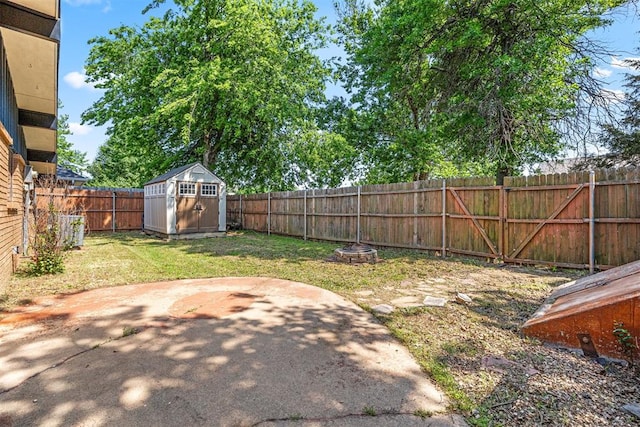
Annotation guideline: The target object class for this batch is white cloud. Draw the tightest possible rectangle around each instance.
[594,67,612,78]
[600,89,626,104]
[69,123,94,136]
[63,71,96,90]
[611,57,640,71]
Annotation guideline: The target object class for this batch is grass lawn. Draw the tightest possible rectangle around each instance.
[4,231,637,426]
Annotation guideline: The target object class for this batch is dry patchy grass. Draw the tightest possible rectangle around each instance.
[3,231,639,426]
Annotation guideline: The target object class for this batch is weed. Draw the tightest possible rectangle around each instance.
[467,414,492,427]
[287,413,303,421]
[413,408,432,419]
[122,326,139,337]
[613,321,637,363]
[363,406,377,416]
[400,306,427,316]
[441,341,480,357]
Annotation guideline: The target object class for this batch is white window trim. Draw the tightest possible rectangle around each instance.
[178,182,197,197]
[201,183,217,197]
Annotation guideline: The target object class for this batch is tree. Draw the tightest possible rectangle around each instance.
[88,133,164,187]
[57,101,89,175]
[83,0,353,191]
[599,57,640,165]
[336,0,626,184]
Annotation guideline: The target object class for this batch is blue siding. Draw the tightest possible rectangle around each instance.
[0,31,25,159]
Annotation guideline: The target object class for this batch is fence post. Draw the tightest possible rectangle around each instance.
[441,179,447,257]
[304,190,307,241]
[589,171,595,273]
[413,181,419,247]
[357,186,361,244]
[267,192,271,236]
[239,195,243,229]
[499,184,505,259]
[112,191,116,232]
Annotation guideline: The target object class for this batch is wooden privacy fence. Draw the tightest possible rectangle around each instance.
[35,187,144,232]
[227,167,640,271]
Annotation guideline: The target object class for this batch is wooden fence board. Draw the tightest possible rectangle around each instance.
[35,188,144,232]
[228,166,640,270]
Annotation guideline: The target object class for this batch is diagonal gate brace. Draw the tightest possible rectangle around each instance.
[509,184,585,260]
[449,188,499,255]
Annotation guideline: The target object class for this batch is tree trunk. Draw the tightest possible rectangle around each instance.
[496,166,511,186]
[202,134,220,169]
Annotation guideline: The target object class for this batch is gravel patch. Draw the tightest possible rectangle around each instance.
[350,263,640,426]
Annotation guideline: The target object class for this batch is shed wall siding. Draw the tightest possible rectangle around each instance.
[173,165,223,185]
[0,126,25,288]
[144,192,168,232]
[218,183,227,231]
[144,164,226,236]
[167,180,176,234]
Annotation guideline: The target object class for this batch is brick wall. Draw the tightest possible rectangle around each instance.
[0,123,24,289]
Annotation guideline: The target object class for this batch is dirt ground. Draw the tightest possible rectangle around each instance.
[3,232,639,426]
[344,263,640,426]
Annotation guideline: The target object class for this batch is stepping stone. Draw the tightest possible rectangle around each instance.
[455,293,473,305]
[423,296,447,307]
[391,296,423,308]
[355,290,374,296]
[371,304,394,315]
[623,403,640,419]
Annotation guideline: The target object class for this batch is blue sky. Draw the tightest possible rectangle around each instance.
[59,0,639,164]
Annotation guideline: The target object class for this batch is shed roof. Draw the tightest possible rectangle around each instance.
[144,163,198,185]
[144,162,223,186]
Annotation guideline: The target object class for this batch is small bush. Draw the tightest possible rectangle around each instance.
[27,179,83,276]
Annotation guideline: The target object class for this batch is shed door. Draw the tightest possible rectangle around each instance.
[176,182,219,233]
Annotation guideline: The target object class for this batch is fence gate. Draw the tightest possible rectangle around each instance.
[504,182,590,268]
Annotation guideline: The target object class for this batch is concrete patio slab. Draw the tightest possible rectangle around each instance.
[0,277,465,426]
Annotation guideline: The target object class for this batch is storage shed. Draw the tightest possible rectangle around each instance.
[522,260,640,360]
[144,163,226,239]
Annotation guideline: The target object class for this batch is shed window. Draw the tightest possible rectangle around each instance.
[179,182,197,196]
[201,184,217,197]
[160,183,165,195]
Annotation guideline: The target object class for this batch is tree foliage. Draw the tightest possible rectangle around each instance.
[600,57,640,165]
[336,0,626,183]
[57,101,89,175]
[84,0,354,191]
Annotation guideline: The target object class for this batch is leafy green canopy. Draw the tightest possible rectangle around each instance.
[601,57,640,165]
[337,0,625,183]
[57,101,89,176]
[83,0,355,191]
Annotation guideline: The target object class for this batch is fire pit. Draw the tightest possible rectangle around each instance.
[333,243,378,264]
